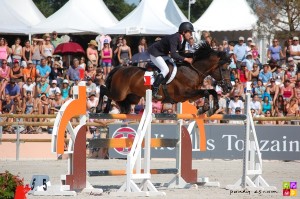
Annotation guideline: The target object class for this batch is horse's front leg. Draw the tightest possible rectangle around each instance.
[195,90,211,115]
[205,89,219,117]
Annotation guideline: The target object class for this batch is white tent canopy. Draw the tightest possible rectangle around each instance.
[104,0,188,35]
[31,0,118,34]
[193,0,257,32]
[0,0,45,34]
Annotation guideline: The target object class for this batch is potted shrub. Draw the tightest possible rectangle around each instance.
[0,171,24,199]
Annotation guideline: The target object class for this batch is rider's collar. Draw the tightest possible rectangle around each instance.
[180,35,184,44]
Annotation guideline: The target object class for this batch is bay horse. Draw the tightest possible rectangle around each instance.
[101,43,232,115]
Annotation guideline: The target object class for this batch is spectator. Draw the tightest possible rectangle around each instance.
[228,51,236,69]
[152,99,162,113]
[46,55,53,67]
[254,79,266,100]
[246,37,253,53]
[0,94,14,114]
[138,37,148,53]
[261,96,272,114]
[222,40,230,54]
[259,64,272,85]
[32,37,43,65]
[285,97,299,117]
[61,79,70,100]
[51,92,64,111]
[210,38,218,51]
[267,38,284,63]
[10,60,23,89]
[294,80,300,106]
[287,57,298,72]
[36,77,50,97]
[86,77,96,97]
[36,58,51,80]
[283,38,293,62]
[0,38,9,64]
[85,62,96,81]
[280,79,294,101]
[272,65,285,86]
[233,36,247,69]
[244,52,255,71]
[87,40,99,66]
[113,36,123,66]
[202,31,211,45]
[215,91,227,115]
[22,40,32,62]
[87,92,99,111]
[23,60,36,82]
[22,77,35,97]
[250,43,260,64]
[261,111,276,125]
[41,36,54,59]
[95,69,105,97]
[228,95,244,114]
[51,31,63,49]
[267,78,279,103]
[249,63,259,82]
[38,93,49,115]
[11,38,22,63]
[289,36,300,65]
[5,79,21,102]
[238,62,250,86]
[79,56,86,70]
[0,59,10,98]
[285,58,297,85]
[66,58,81,83]
[230,78,243,98]
[48,80,61,98]
[250,94,262,115]
[229,107,244,124]
[118,38,132,67]
[22,91,35,115]
[49,61,63,85]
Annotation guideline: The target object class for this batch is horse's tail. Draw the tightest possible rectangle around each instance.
[105,66,122,90]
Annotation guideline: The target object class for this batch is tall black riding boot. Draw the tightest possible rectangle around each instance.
[152,74,164,99]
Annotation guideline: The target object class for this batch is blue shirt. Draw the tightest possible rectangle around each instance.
[36,64,51,78]
[258,71,272,83]
[5,84,20,96]
[233,43,247,61]
[244,58,254,70]
[268,46,281,61]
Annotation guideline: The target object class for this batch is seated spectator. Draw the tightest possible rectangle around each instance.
[109,101,120,114]
[22,91,35,132]
[36,58,51,81]
[280,79,294,101]
[37,77,50,97]
[267,78,279,103]
[261,96,272,114]
[294,80,300,106]
[285,62,297,86]
[61,79,70,100]
[49,61,63,85]
[0,94,14,114]
[50,92,64,112]
[152,99,162,113]
[244,52,254,71]
[66,58,81,83]
[38,93,49,115]
[0,59,10,99]
[261,111,276,125]
[23,60,36,82]
[5,79,21,102]
[272,65,285,86]
[229,107,244,124]
[228,51,236,69]
[230,78,244,98]
[162,103,176,113]
[85,63,96,81]
[287,57,298,72]
[22,77,35,97]
[249,63,259,82]
[259,64,272,85]
[250,94,262,115]
[215,91,227,114]
[87,92,99,112]
[86,77,96,97]
[254,79,266,100]
[10,60,24,89]
[48,79,61,98]
[285,97,299,117]
[238,63,250,87]
[228,95,244,114]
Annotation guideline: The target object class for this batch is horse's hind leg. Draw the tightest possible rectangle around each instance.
[118,94,142,114]
[206,89,219,117]
[104,99,112,113]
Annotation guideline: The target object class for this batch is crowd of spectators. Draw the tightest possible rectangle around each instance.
[0,31,299,134]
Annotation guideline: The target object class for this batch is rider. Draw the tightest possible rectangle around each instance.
[148,22,194,99]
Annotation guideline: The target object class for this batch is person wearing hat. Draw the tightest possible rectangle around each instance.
[228,94,244,115]
[41,35,54,59]
[287,57,298,72]
[87,92,99,113]
[23,60,36,82]
[148,22,194,99]
[5,79,21,102]
[246,37,253,53]
[51,31,63,49]
[233,36,247,69]
[61,79,70,100]
[244,52,254,70]
[100,39,112,76]
[87,40,99,66]
[228,51,236,69]
[289,36,300,65]
[48,79,61,98]
[267,38,284,63]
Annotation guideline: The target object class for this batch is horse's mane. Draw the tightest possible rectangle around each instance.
[193,42,218,61]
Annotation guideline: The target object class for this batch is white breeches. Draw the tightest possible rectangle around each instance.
[150,55,169,77]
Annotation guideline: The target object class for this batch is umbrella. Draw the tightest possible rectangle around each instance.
[131,52,151,64]
[54,42,85,55]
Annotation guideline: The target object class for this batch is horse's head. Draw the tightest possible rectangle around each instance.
[210,51,232,93]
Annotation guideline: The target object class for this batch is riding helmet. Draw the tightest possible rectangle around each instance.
[178,22,195,33]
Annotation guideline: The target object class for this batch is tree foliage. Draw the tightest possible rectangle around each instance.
[104,0,136,21]
[33,0,68,17]
[175,0,212,22]
[252,0,300,36]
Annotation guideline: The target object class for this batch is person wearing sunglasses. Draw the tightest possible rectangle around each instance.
[41,36,54,59]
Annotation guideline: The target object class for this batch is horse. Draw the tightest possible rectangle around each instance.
[100,43,232,115]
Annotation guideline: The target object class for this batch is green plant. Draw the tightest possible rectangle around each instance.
[0,171,24,199]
